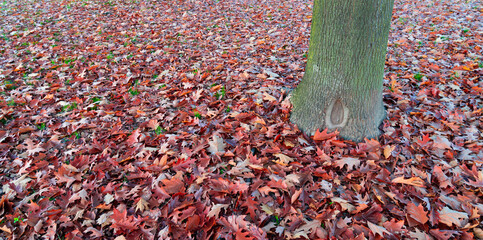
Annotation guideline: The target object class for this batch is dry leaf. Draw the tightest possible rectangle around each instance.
[135,198,148,212]
[273,153,294,166]
[207,204,229,218]
[392,176,425,187]
[406,202,429,225]
[334,157,361,171]
[368,221,390,237]
[438,207,468,227]
[383,145,395,159]
[207,134,225,154]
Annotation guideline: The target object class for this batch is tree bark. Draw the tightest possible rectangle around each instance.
[290,0,394,142]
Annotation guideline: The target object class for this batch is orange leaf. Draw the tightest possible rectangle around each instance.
[0,225,12,234]
[392,176,425,187]
[313,128,338,141]
[210,85,222,92]
[19,126,36,134]
[88,65,99,71]
[383,145,395,159]
[213,64,223,71]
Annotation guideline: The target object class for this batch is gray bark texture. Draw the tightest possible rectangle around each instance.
[290,0,394,142]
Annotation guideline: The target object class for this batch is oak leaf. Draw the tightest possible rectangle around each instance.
[207,134,225,154]
[313,128,338,141]
[135,198,148,212]
[368,221,390,237]
[383,145,395,159]
[334,157,361,171]
[160,177,184,194]
[273,153,293,166]
[438,207,468,227]
[126,128,141,145]
[392,176,425,187]
[207,204,229,218]
[110,208,141,232]
[241,197,259,220]
[383,219,405,234]
[25,138,45,156]
[406,202,429,225]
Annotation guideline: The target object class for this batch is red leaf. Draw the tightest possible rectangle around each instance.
[241,197,259,220]
[235,229,254,240]
[185,215,200,231]
[417,134,432,147]
[110,208,141,232]
[383,219,405,234]
[406,202,429,226]
[126,128,141,145]
[429,229,457,240]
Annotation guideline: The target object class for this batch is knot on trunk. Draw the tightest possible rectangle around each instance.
[326,99,348,129]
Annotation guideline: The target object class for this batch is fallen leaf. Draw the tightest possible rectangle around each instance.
[313,128,338,141]
[135,198,148,212]
[24,138,45,156]
[392,176,425,187]
[368,221,391,237]
[334,157,361,171]
[207,134,225,154]
[104,194,115,205]
[273,153,294,166]
[0,225,12,234]
[383,145,395,159]
[207,204,229,218]
[406,202,429,225]
[438,207,468,227]
[126,128,141,145]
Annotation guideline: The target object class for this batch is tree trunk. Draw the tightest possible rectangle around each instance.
[290,0,394,142]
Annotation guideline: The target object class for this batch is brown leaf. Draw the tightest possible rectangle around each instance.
[18,126,36,134]
[207,204,229,218]
[433,166,451,188]
[24,138,45,156]
[474,228,483,239]
[161,177,185,194]
[273,153,293,166]
[110,208,141,232]
[429,229,457,240]
[383,219,405,234]
[185,215,200,231]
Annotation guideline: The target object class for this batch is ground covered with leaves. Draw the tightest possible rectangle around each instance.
[0,0,482,239]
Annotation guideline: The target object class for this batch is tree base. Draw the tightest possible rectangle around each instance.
[290,86,386,142]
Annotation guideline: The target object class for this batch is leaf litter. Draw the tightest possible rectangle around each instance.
[0,0,481,239]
